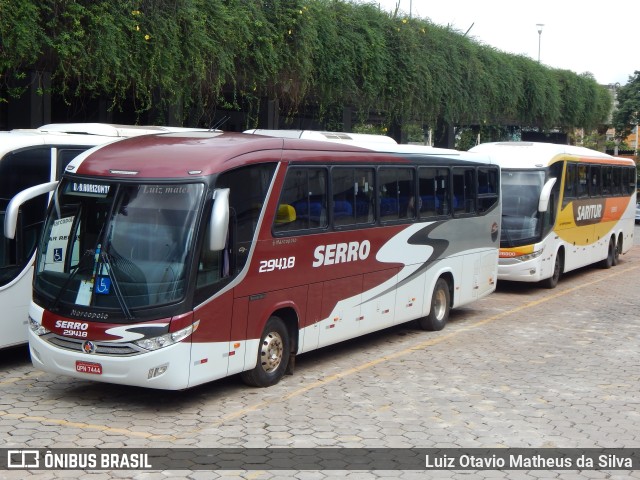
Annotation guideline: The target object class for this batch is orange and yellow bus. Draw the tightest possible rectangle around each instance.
[470,141,636,288]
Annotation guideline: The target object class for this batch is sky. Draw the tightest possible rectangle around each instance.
[370,0,637,86]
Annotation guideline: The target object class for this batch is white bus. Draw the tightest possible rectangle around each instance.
[6,130,500,389]
[0,123,204,349]
[470,141,636,288]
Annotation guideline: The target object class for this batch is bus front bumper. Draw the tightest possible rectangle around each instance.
[498,259,544,283]
[28,330,192,390]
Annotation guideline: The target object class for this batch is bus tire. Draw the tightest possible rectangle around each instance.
[600,237,615,269]
[417,278,450,331]
[541,251,562,289]
[613,236,622,266]
[241,316,290,388]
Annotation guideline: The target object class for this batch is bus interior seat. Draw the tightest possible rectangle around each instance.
[333,200,353,219]
[380,197,398,217]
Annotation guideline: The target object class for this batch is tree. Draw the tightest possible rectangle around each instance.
[613,71,640,140]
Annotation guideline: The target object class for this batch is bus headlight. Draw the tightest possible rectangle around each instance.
[135,320,200,351]
[29,317,51,336]
[515,249,543,262]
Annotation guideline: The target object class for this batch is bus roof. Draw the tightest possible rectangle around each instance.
[245,129,472,156]
[0,130,121,157]
[244,129,398,144]
[66,131,494,179]
[469,141,633,168]
[0,124,209,157]
[37,123,208,137]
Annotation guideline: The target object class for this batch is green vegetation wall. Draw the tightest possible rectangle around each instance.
[0,0,612,129]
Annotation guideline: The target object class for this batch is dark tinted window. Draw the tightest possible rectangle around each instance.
[379,167,415,221]
[274,167,328,233]
[477,166,499,213]
[452,167,476,215]
[332,167,375,227]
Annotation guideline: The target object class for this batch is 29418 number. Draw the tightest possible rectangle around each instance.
[258,256,295,273]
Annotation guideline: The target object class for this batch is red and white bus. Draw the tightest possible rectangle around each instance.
[470,142,636,288]
[6,131,500,389]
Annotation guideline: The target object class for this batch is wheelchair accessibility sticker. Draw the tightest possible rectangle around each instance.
[53,248,63,262]
[95,276,111,295]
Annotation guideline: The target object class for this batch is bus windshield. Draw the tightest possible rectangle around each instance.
[500,169,545,247]
[34,180,205,317]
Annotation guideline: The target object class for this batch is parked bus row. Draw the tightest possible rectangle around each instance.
[1,128,636,391]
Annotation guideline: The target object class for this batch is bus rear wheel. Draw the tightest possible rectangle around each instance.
[613,237,622,266]
[241,316,290,388]
[417,278,450,331]
[600,237,615,269]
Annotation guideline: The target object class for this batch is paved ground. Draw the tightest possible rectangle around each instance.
[1,226,639,479]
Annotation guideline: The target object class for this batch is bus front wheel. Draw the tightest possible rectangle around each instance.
[241,316,290,388]
[541,251,562,289]
[417,278,450,331]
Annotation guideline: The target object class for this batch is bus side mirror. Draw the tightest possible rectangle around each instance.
[208,188,230,251]
[538,177,557,212]
[4,181,58,239]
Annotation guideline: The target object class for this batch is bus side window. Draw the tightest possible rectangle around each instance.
[418,167,450,217]
[625,166,637,194]
[0,147,51,282]
[196,221,224,288]
[217,163,277,270]
[563,163,576,207]
[589,165,601,197]
[621,167,630,195]
[577,164,589,198]
[379,167,415,222]
[274,167,328,233]
[477,166,499,214]
[602,166,612,195]
[612,167,622,196]
[331,167,374,227]
[452,167,476,215]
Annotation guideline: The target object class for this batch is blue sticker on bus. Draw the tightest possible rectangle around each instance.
[95,277,111,295]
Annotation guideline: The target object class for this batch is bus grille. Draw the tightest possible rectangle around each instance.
[43,334,144,356]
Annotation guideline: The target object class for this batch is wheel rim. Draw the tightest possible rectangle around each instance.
[260,331,284,373]
[433,288,447,321]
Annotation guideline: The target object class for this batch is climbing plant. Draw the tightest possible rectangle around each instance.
[0,0,613,130]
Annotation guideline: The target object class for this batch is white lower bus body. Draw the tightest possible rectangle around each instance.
[28,229,497,390]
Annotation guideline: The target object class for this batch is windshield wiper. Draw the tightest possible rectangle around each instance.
[99,251,134,321]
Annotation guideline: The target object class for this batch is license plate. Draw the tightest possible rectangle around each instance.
[75,360,102,375]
